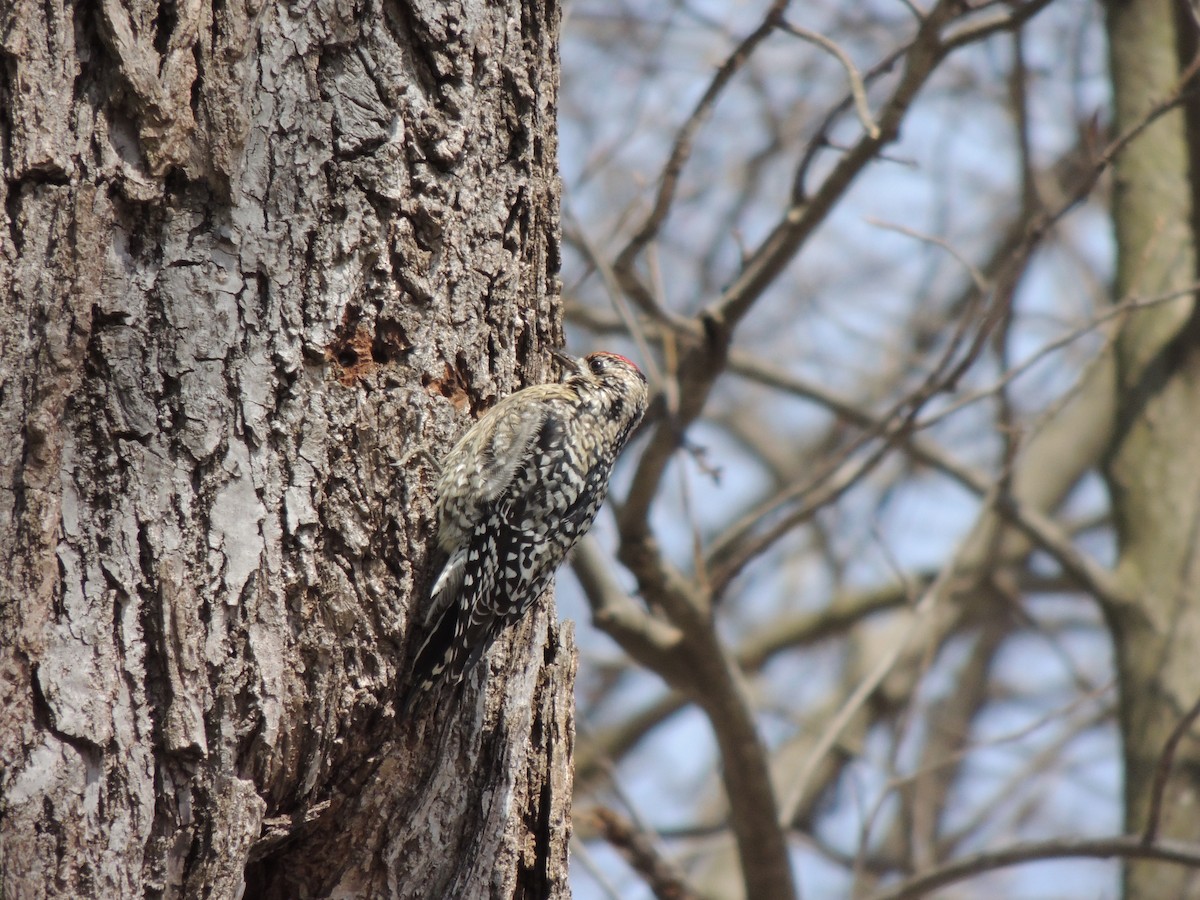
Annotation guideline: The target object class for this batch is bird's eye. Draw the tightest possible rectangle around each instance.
[588,356,605,374]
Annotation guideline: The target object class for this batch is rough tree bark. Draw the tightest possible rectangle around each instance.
[1105,1,1200,897]
[0,1,573,897]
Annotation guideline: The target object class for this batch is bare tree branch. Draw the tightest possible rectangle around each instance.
[779,19,880,138]
[866,835,1200,900]
[583,807,703,900]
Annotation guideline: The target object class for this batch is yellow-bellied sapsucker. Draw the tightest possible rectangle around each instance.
[405,351,648,706]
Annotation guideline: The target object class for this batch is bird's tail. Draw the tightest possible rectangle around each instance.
[398,596,463,717]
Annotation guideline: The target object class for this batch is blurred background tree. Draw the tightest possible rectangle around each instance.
[6,0,1200,897]
[557,1,1200,897]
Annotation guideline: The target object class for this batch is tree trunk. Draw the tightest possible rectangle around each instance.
[1105,1,1200,897]
[0,1,572,897]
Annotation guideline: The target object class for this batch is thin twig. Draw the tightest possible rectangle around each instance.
[570,837,626,900]
[866,835,1200,900]
[916,284,1200,430]
[991,491,1127,606]
[780,19,880,138]
[1142,695,1200,846]
[777,502,994,827]
[584,807,702,900]
[615,0,788,282]
[865,219,990,294]
[563,207,670,391]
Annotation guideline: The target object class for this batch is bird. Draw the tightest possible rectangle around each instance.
[402,351,648,710]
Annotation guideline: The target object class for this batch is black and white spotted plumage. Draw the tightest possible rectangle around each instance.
[405,351,648,705]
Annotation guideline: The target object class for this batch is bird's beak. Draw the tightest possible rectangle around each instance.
[551,349,582,377]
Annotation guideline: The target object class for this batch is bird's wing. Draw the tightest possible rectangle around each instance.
[475,398,551,504]
[438,386,573,510]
